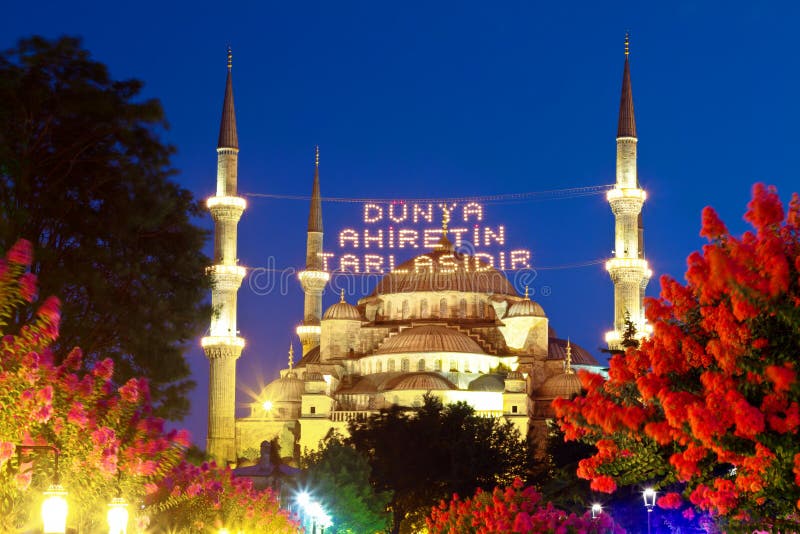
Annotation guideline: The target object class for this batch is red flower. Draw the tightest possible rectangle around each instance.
[7,239,33,266]
[657,492,683,509]
[590,475,617,493]
[765,363,796,394]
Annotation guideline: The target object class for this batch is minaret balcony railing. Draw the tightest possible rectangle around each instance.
[607,187,646,202]
[209,264,247,279]
[296,325,322,336]
[207,195,247,210]
[298,269,330,291]
[606,257,650,273]
[201,335,246,349]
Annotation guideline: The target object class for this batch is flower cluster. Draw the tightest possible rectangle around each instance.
[555,184,800,524]
[426,478,623,533]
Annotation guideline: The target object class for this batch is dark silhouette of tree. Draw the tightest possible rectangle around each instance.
[346,395,528,534]
[0,36,209,419]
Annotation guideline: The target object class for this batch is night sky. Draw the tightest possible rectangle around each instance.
[3,1,799,446]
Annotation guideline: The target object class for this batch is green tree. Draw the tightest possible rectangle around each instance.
[347,395,528,534]
[302,436,392,534]
[0,36,209,419]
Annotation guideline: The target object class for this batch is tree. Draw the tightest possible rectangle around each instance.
[0,240,188,532]
[347,395,528,534]
[0,36,209,419]
[302,435,392,533]
[426,477,623,534]
[555,184,800,529]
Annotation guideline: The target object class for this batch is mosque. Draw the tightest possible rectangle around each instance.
[200,39,651,463]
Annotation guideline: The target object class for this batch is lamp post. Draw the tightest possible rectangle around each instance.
[591,503,602,520]
[643,487,657,534]
[107,496,129,534]
[15,444,67,534]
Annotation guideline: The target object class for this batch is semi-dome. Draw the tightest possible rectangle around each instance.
[261,373,304,404]
[371,248,518,296]
[385,372,456,391]
[323,300,362,320]
[376,325,485,355]
[536,372,582,399]
[468,374,505,392]
[506,298,545,318]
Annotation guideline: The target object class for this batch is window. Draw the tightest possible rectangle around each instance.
[420,298,429,318]
[310,406,316,414]
[388,359,396,372]
[402,300,409,319]
[417,359,425,371]
[385,300,392,319]
[439,298,448,317]
[511,405,518,414]
[377,360,383,373]
[401,358,409,372]
[434,359,442,371]
[459,298,467,318]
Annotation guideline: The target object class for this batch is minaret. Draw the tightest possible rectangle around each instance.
[605,34,652,349]
[296,146,329,355]
[201,48,246,464]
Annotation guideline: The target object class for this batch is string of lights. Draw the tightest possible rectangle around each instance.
[239,257,607,275]
[242,184,613,205]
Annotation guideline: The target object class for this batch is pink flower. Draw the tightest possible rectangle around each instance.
[15,462,33,490]
[67,402,89,428]
[0,442,15,465]
[7,239,33,266]
[18,272,37,302]
[92,358,114,381]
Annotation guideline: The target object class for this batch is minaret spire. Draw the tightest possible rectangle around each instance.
[605,34,652,349]
[202,48,247,464]
[297,146,329,355]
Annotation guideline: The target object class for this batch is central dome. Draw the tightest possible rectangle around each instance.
[371,248,517,296]
[376,325,485,355]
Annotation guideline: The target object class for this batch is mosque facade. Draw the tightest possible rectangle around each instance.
[202,41,649,463]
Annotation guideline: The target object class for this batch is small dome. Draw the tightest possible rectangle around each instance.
[468,374,506,392]
[261,374,304,404]
[536,373,582,399]
[376,325,485,355]
[506,298,545,318]
[323,301,362,320]
[385,372,456,391]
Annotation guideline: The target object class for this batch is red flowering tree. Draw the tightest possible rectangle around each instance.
[426,478,623,533]
[555,184,800,528]
[0,239,190,531]
[145,460,298,533]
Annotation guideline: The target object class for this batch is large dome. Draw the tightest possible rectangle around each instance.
[376,325,485,355]
[536,372,582,399]
[261,373,304,403]
[371,248,517,296]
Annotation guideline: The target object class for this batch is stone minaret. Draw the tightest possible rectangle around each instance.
[201,48,246,463]
[296,147,329,355]
[605,35,652,349]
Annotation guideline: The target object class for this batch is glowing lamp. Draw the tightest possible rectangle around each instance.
[643,487,657,511]
[107,497,129,534]
[42,484,68,533]
[262,400,273,412]
[591,503,602,519]
[218,529,230,534]
[296,491,311,508]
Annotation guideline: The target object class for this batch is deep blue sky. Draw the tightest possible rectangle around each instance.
[3,1,799,446]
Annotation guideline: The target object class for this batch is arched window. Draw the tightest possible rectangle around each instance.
[464,360,471,373]
[439,298,448,318]
[401,358,410,372]
[434,359,442,371]
[417,359,425,371]
[377,360,383,373]
[478,300,486,318]
[402,300,409,319]
[385,300,392,319]
[420,299,429,318]
[459,298,467,318]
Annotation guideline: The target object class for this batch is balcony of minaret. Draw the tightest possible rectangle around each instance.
[207,196,246,222]
[201,335,245,352]
[207,264,246,291]
[298,269,330,292]
[605,257,652,283]
[607,187,646,216]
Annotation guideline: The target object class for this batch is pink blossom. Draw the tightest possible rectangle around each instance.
[7,239,33,266]
[92,358,114,381]
[119,378,141,403]
[15,462,33,490]
[67,402,89,428]
[0,442,15,465]
[18,272,37,302]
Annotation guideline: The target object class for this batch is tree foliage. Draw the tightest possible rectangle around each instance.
[0,36,209,419]
[0,240,188,532]
[555,184,800,529]
[426,477,623,533]
[302,436,392,534]
[347,395,528,533]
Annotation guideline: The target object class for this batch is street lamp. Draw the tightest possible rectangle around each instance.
[15,444,67,534]
[107,496,129,534]
[643,487,657,534]
[591,503,602,520]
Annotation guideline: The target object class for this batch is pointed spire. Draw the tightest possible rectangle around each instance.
[307,146,323,232]
[288,343,295,370]
[565,338,574,374]
[436,208,453,250]
[524,285,530,299]
[617,32,637,139]
[340,289,345,303]
[217,47,239,149]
